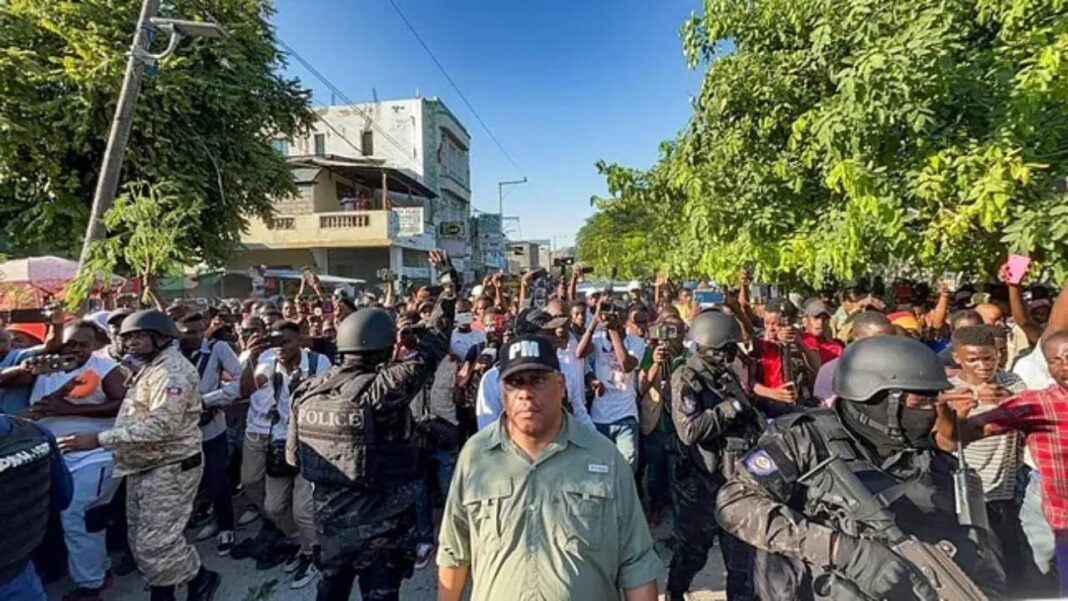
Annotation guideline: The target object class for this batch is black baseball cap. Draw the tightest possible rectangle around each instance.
[498,335,560,380]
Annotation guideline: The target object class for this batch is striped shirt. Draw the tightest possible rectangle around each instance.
[950,372,1024,502]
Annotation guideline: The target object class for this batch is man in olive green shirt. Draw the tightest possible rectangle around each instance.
[437,335,661,601]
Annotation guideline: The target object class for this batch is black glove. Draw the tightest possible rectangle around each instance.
[834,535,937,601]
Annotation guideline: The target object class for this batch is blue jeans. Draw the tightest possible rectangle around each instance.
[595,417,639,473]
[0,562,45,601]
[1021,468,1056,575]
[62,461,118,588]
[415,449,458,545]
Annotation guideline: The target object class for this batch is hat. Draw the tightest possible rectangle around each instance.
[628,280,642,291]
[523,308,569,332]
[803,299,832,317]
[498,335,560,380]
[107,308,133,326]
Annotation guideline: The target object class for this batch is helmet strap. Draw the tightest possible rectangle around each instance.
[885,389,904,442]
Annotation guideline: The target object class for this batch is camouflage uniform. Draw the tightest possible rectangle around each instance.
[98,344,203,587]
[668,355,761,600]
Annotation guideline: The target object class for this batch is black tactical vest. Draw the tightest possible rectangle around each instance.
[0,417,53,582]
[291,368,420,489]
[783,410,1000,595]
[679,357,765,478]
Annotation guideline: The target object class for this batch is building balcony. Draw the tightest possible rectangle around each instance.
[242,210,398,249]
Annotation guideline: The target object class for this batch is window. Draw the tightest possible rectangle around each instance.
[314,133,326,156]
[271,139,289,155]
[361,130,374,156]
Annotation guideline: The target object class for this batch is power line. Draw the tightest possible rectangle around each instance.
[384,0,526,179]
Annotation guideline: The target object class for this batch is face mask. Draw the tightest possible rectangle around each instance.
[899,407,936,447]
[456,312,473,327]
[699,345,737,366]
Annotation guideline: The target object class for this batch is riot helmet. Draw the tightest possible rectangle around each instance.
[119,310,180,339]
[690,310,742,350]
[833,336,950,450]
[336,308,396,354]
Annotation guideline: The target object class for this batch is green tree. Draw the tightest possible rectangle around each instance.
[0,0,313,264]
[581,0,1068,285]
[66,181,201,307]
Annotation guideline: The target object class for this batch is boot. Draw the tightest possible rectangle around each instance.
[150,585,176,601]
[186,567,221,601]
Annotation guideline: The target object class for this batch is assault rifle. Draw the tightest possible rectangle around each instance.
[824,457,988,601]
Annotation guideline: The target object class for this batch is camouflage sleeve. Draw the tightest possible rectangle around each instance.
[670,370,736,447]
[368,327,450,412]
[285,402,299,467]
[99,371,198,447]
[714,421,839,569]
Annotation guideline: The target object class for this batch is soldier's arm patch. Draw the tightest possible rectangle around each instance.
[680,391,699,416]
[165,386,183,397]
[744,449,778,476]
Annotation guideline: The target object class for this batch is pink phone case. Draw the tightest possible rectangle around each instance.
[1006,254,1032,285]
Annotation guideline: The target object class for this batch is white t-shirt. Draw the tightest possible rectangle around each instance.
[248,349,331,440]
[589,329,646,424]
[31,354,119,470]
[1013,349,1055,469]
[475,366,502,431]
[450,328,486,360]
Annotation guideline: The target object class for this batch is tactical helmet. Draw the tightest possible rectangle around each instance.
[833,336,950,401]
[336,308,396,353]
[689,310,741,350]
[119,309,180,339]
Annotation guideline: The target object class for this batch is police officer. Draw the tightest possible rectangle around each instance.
[60,310,221,601]
[287,250,456,601]
[0,413,72,600]
[668,309,762,601]
[715,336,1005,600]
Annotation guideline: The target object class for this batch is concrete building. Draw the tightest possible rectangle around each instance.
[236,96,473,282]
[506,239,551,273]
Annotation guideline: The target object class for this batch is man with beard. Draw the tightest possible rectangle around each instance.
[59,310,220,601]
[716,336,1004,600]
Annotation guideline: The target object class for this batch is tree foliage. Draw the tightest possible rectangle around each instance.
[66,181,201,307]
[0,0,313,264]
[578,0,1068,284]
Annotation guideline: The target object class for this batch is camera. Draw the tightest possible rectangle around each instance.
[553,257,576,268]
[28,354,79,375]
[579,266,595,275]
[376,268,393,282]
[528,267,547,280]
[266,333,286,348]
[598,302,619,319]
[648,324,680,342]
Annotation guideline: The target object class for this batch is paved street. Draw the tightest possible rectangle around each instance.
[46,513,726,600]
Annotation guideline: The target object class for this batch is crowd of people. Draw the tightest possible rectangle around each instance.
[2,251,1068,601]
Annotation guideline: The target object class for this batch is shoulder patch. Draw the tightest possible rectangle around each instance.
[166,386,184,397]
[744,449,778,477]
[680,391,699,416]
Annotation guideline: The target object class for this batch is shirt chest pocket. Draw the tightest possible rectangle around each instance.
[557,480,613,551]
[463,480,512,553]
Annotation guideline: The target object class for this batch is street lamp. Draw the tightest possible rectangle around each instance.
[497,178,528,216]
[77,2,227,273]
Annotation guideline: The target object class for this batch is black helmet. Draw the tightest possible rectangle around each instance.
[106,308,133,327]
[689,310,741,350]
[119,309,180,339]
[832,336,950,401]
[336,308,396,353]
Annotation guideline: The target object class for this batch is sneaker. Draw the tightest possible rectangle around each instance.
[188,505,214,530]
[216,531,235,557]
[414,543,435,570]
[186,568,221,601]
[237,507,260,526]
[194,521,219,542]
[282,552,302,574]
[289,554,319,589]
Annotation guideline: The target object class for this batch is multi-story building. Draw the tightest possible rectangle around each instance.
[506,239,551,273]
[235,96,473,283]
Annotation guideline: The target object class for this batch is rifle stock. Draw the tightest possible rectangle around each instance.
[826,457,988,601]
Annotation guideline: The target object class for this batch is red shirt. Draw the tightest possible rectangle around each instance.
[800,333,844,364]
[753,339,785,388]
[985,385,1068,529]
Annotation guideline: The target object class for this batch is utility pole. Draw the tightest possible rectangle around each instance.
[78,0,162,272]
[497,177,527,216]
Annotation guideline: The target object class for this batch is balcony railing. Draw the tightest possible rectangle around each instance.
[242,210,396,248]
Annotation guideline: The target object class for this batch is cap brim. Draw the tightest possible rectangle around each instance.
[541,316,570,330]
[499,363,557,382]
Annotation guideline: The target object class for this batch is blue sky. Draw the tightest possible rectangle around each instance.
[273,0,703,248]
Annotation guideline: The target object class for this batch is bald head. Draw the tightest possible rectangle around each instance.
[851,311,895,340]
[975,303,1005,326]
